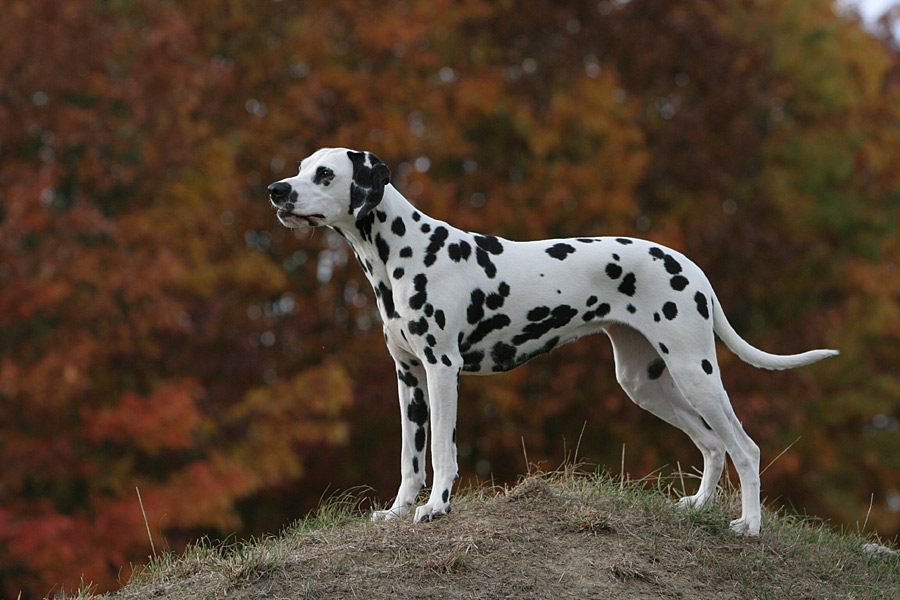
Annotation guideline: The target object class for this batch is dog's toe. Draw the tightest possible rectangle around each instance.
[729,517,761,536]
[415,503,449,523]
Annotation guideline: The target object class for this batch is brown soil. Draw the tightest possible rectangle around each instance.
[113,473,899,600]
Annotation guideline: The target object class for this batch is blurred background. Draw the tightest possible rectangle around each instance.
[2,0,900,596]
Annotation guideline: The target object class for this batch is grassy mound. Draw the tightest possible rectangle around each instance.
[78,469,899,599]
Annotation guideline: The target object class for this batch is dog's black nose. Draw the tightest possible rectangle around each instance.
[268,182,292,203]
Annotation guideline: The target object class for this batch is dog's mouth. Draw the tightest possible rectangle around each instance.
[277,208,326,228]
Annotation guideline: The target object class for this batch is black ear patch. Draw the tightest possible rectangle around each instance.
[348,151,391,221]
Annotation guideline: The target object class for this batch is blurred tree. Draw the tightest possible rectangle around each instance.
[1,0,899,596]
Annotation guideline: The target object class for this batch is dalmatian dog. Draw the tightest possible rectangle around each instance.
[268,147,838,535]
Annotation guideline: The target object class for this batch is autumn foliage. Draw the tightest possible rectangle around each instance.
[2,0,900,596]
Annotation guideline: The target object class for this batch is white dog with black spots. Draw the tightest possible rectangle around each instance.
[268,148,838,535]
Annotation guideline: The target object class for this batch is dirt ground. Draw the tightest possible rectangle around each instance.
[111,472,900,600]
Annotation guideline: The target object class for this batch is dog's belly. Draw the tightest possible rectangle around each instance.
[459,319,604,375]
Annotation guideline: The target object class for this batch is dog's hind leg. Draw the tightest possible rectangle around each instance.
[372,359,429,521]
[605,324,726,511]
[664,348,762,535]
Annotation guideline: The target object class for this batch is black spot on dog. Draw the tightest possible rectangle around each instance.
[467,289,486,324]
[442,489,450,503]
[654,312,661,322]
[434,310,446,330]
[662,301,678,320]
[659,342,669,354]
[546,243,576,261]
[448,241,472,262]
[612,253,620,261]
[617,273,637,297]
[412,212,421,222]
[528,306,550,321]
[474,235,504,255]
[398,369,418,387]
[348,151,390,220]
[486,292,505,310]
[490,341,518,371]
[647,358,666,380]
[627,304,637,313]
[663,255,682,275]
[577,238,596,243]
[355,211,376,243]
[424,347,437,364]
[461,350,485,372]
[377,281,399,318]
[475,248,498,278]
[498,282,510,297]
[413,456,419,473]
[513,305,577,345]
[421,223,431,233]
[695,291,710,319]
[605,263,622,279]
[415,427,426,451]
[649,247,665,260]
[465,314,512,347]
[701,359,714,374]
[391,216,406,236]
[586,296,598,307]
[424,303,434,317]
[424,227,449,267]
[408,389,428,425]
[313,166,335,186]
[616,238,633,245]
[400,246,413,258]
[670,275,689,291]
[393,268,405,280]
[376,210,388,223]
[426,334,437,347]
[409,273,428,310]
[511,336,560,370]
[582,302,611,322]
[441,354,452,366]
[408,317,429,336]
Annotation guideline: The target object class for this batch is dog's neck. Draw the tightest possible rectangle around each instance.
[332,185,443,321]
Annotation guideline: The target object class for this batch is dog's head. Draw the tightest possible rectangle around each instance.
[268,148,391,228]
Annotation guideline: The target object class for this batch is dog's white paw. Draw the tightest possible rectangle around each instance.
[729,516,761,536]
[414,501,451,523]
[675,493,714,512]
[371,505,410,522]
[675,495,702,511]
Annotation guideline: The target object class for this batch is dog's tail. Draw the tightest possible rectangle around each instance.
[711,291,839,370]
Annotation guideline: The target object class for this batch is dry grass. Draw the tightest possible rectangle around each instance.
[79,467,898,600]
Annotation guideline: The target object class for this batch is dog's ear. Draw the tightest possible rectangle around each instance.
[348,151,391,221]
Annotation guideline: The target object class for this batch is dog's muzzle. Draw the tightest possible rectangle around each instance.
[268,182,325,227]
[268,182,292,206]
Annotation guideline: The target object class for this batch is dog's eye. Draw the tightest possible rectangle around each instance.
[314,167,335,186]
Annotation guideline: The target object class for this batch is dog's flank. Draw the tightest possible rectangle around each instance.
[268,147,838,534]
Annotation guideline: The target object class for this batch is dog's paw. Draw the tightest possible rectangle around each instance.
[371,505,410,522]
[729,516,761,536]
[414,502,451,523]
[675,493,713,512]
[675,495,700,512]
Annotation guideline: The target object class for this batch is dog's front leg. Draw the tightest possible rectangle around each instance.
[372,360,429,521]
[414,361,460,522]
